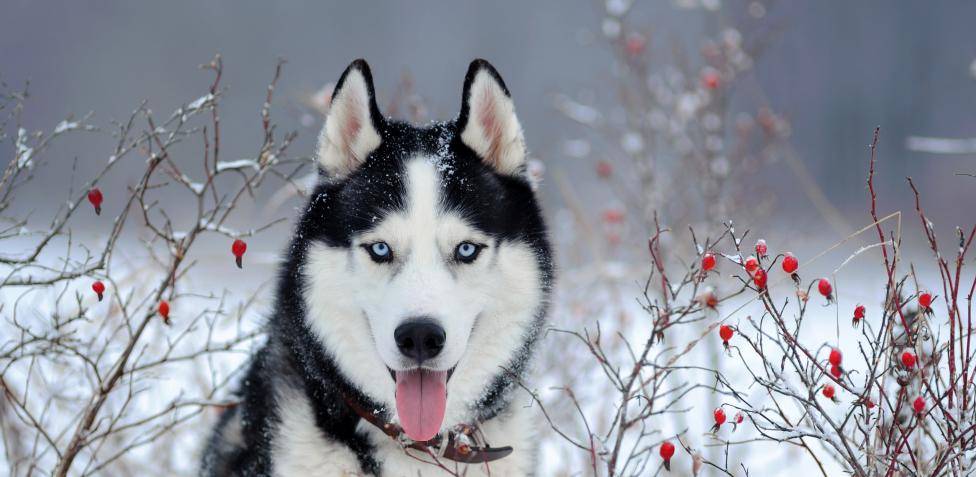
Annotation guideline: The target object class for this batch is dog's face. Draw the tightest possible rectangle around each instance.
[297,60,551,441]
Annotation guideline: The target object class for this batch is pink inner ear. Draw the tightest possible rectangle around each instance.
[341,100,362,156]
[478,87,504,167]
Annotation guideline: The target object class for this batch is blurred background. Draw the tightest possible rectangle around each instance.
[2,1,975,475]
[3,0,974,233]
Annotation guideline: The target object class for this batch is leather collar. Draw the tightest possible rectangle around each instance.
[342,391,513,464]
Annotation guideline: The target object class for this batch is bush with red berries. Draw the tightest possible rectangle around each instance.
[534,127,975,477]
[0,57,307,476]
[663,130,975,475]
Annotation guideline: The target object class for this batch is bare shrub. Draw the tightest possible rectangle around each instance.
[0,56,307,476]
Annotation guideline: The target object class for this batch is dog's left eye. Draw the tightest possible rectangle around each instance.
[454,242,482,263]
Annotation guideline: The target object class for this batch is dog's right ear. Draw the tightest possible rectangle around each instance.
[316,59,384,178]
[457,59,525,176]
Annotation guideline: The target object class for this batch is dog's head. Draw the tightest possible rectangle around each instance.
[297,60,551,441]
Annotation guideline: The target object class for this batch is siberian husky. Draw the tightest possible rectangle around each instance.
[202,59,553,476]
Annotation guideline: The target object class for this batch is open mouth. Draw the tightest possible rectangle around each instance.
[387,366,456,442]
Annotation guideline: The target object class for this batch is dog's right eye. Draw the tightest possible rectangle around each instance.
[363,242,393,263]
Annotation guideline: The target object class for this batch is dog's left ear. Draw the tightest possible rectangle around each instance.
[457,60,526,175]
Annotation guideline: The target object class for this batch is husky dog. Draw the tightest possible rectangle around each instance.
[201,59,553,476]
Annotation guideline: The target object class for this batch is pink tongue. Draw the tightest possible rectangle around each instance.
[395,369,448,442]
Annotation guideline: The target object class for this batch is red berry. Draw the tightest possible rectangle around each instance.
[744,256,759,273]
[714,407,726,426]
[232,239,248,269]
[822,384,835,399]
[659,440,675,469]
[918,292,933,309]
[913,396,925,414]
[782,253,798,273]
[87,188,103,215]
[702,252,716,272]
[701,290,718,308]
[158,300,170,324]
[734,412,744,424]
[752,269,767,289]
[91,280,106,301]
[719,324,734,343]
[901,351,916,369]
[818,278,833,297]
[624,33,646,57]
[596,160,613,178]
[865,398,875,409]
[830,364,842,379]
[829,348,842,366]
[852,304,866,327]
[232,239,247,257]
[602,208,624,224]
[755,239,767,257]
[702,71,720,90]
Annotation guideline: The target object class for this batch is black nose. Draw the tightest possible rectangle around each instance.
[394,320,446,362]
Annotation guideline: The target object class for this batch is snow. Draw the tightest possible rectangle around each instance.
[197,219,241,237]
[676,92,703,120]
[179,174,206,194]
[605,0,632,16]
[53,120,79,134]
[601,18,621,38]
[562,139,591,158]
[905,136,976,154]
[710,156,730,177]
[554,95,603,125]
[15,128,34,168]
[620,131,644,154]
[215,159,260,172]
[187,93,214,111]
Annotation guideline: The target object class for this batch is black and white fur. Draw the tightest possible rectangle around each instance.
[201,59,553,476]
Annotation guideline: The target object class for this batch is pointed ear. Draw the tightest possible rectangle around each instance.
[457,60,526,175]
[316,59,383,177]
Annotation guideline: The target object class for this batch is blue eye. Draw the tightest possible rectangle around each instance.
[364,242,393,263]
[455,242,482,263]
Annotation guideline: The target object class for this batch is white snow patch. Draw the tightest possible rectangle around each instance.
[187,93,214,111]
[15,128,34,168]
[53,120,79,134]
[621,131,644,154]
[562,139,591,158]
[216,159,260,172]
[555,95,602,125]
